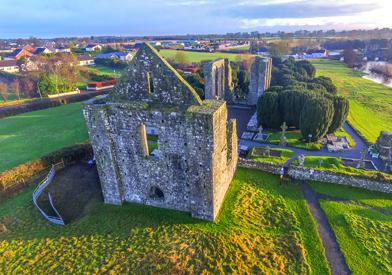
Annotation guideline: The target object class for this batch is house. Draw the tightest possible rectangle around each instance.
[0,60,19,73]
[86,44,102,52]
[34,47,52,55]
[304,49,327,59]
[78,55,95,66]
[54,46,71,53]
[95,51,134,62]
[7,48,33,60]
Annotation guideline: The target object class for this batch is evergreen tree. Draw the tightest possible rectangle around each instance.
[257,92,282,129]
[328,96,350,133]
[299,96,334,141]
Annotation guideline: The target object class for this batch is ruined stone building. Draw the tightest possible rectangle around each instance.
[203,58,233,101]
[247,56,272,105]
[83,43,238,221]
[376,131,392,170]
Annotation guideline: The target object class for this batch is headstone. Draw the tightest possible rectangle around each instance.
[265,146,271,157]
[280,122,288,146]
[298,154,305,166]
[360,149,367,169]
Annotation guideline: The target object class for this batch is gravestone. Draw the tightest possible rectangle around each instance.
[280,122,288,147]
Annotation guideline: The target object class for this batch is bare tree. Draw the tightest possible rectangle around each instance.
[10,80,21,100]
[0,83,9,102]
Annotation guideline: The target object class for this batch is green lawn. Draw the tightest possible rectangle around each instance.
[159,49,247,63]
[309,182,392,274]
[0,103,88,172]
[249,146,295,164]
[86,65,124,78]
[0,168,329,273]
[261,130,321,150]
[311,60,392,144]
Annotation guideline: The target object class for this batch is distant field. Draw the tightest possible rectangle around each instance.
[311,60,392,144]
[0,169,329,273]
[310,182,392,274]
[159,49,248,63]
[0,103,87,172]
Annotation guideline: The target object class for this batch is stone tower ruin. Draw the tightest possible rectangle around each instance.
[203,58,233,101]
[83,43,238,221]
[248,56,272,105]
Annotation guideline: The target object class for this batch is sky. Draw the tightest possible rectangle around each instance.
[1,0,392,38]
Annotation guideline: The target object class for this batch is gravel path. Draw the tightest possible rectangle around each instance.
[300,182,351,275]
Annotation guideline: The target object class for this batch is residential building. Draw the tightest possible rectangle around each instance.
[78,55,95,66]
[0,60,19,73]
[34,47,52,55]
[96,51,134,62]
[7,48,33,60]
[86,44,102,52]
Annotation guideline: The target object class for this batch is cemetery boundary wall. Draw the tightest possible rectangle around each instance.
[238,158,392,194]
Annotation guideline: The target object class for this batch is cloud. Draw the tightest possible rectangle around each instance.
[222,1,380,19]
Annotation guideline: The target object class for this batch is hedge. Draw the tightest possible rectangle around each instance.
[0,143,93,198]
[0,90,107,119]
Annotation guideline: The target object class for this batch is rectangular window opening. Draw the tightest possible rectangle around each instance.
[146,126,159,157]
[146,72,154,95]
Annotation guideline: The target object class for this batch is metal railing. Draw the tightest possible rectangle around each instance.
[32,164,65,225]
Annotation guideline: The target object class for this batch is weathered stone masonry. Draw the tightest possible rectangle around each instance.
[83,43,238,221]
[248,56,272,105]
[203,58,233,101]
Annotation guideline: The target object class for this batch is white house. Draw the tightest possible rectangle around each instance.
[86,44,102,52]
[78,55,95,66]
[34,47,52,55]
[95,51,134,62]
[0,60,19,73]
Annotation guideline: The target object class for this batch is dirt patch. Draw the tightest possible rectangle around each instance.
[38,162,102,223]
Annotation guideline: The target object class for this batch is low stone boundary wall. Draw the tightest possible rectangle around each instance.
[238,158,392,194]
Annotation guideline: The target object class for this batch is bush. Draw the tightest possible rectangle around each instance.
[257,92,282,129]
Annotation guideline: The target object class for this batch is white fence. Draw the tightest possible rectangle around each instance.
[32,165,65,225]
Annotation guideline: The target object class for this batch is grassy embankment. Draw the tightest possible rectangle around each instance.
[0,103,88,173]
[261,130,321,151]
[0,168,329,273]
[311,60,392,144]
[309,182,392,274]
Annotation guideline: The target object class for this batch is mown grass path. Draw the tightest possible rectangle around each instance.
[300,182,350,275]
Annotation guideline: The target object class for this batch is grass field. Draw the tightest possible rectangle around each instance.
[249,147,294,164]
[309,182,392,274]
[159,49,247,63]
[262,130,321,150]
[0,168,329,273]
[0,103,87,172]
[311,60,392,144]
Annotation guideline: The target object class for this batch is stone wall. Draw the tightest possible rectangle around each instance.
[238,158,392,194]
[203,59,233,101]
[84,43,238,221]
[247,57,272,105]
[376,131,392,166]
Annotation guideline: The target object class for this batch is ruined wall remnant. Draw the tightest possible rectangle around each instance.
[248,56,272,105]
[203,58,233,101]
[376,131,392,166]
[83,43,238,221]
